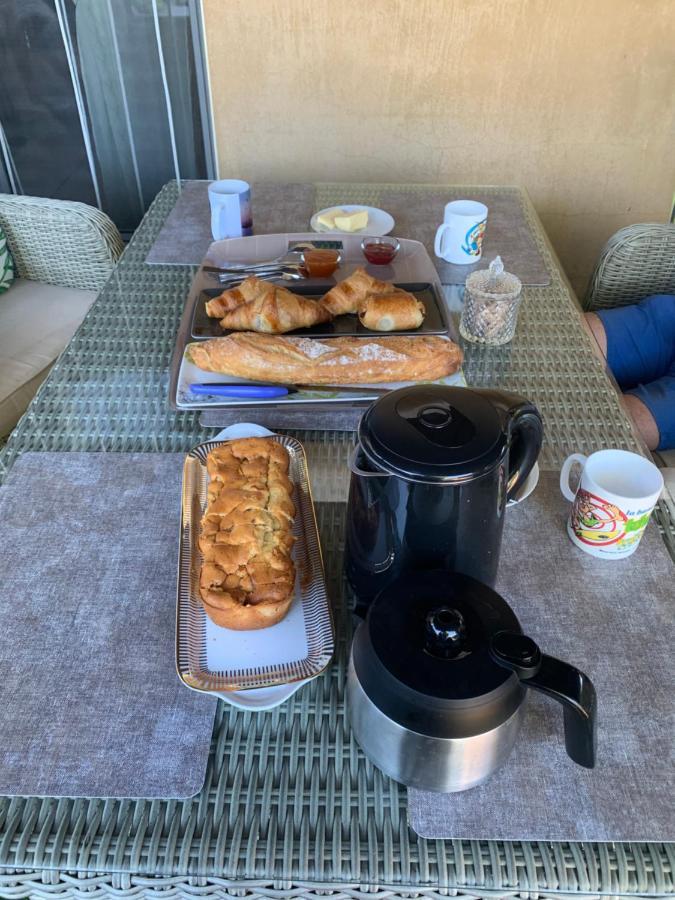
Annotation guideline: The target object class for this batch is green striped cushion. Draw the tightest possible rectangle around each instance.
[0,227,15,294]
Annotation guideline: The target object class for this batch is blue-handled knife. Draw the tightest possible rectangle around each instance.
[190,383,290,398]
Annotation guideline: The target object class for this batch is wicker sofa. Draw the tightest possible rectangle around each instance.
[0,194,123,438]
[584,221,675,502]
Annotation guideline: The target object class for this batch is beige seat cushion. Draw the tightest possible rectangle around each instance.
[0,278,96,437]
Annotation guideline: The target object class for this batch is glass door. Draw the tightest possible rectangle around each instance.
[0,0,215,237]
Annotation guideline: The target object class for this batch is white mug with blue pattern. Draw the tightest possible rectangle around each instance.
[434,200,488,265]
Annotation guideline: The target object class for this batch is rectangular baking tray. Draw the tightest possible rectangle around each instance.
[169,233,461,411]
[190,281,450,339]
[176,433,334,693]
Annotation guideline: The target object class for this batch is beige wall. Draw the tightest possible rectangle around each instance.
[202,0,674,297]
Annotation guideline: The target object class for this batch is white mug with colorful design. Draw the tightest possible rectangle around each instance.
[434,200,488,265]
[560,449,663,559]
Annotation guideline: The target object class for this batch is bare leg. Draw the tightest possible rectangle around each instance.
[622,394,660,451]
[582,312,608,359]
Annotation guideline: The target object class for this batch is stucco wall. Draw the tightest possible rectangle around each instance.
[202,0,674,296]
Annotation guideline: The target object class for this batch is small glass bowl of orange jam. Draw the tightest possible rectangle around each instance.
[301,249,341,277]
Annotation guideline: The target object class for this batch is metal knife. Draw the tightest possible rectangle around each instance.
[202,256,303,274]
[189,383,391,398]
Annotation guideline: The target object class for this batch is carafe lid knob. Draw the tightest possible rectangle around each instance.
[425,606,466,658]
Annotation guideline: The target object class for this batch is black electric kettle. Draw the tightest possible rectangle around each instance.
[345,385,543,608]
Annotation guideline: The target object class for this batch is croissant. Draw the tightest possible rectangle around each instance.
[320,266,395,316]
[205,276,264,318]
[359,291,426,331]
[219,286,332,334]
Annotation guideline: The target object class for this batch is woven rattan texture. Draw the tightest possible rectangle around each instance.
[584,223,675,312]
[0,194,123,291]
[0,182,673,899]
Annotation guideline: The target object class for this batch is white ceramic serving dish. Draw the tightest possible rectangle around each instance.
[310,205,395,236]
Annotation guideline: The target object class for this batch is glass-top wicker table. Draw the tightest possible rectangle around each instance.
[0,182,672,899]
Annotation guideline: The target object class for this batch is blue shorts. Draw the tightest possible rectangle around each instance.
[596,294,675,450]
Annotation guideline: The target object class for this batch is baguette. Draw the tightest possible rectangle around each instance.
[187,333,462,385]
[199,438,296,630]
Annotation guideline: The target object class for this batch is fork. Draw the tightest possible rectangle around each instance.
[215,269,304,286]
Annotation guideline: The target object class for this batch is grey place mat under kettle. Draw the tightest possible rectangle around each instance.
[408,472,674,841]
[380,188,550,286]
[0,452,217,798]
[145,180,316,265]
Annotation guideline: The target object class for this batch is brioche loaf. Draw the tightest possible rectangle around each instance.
[187,333,462,385]
[199,437,296,630]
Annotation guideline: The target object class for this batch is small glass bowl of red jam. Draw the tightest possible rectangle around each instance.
[361,236,400,265]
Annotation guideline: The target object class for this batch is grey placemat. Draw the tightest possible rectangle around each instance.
[0,452,217,798]
[408,472,674,841]
[145,180,316,265]
[381,188,550,285]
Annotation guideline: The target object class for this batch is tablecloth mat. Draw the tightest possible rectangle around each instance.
[0,452,217,799]
[380,188,550,285]
[145,180,316,265]
[408,472,674,842]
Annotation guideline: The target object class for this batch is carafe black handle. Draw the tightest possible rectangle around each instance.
[490,631,597,768]
[478,390,543,503]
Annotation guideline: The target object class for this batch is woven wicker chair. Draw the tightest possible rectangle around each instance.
[584,222,675,311]
[584,222,675,509]
[0,194,123,291]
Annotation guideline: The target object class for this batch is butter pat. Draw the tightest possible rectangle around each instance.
[316,209,344,229]
[334,210,369,232]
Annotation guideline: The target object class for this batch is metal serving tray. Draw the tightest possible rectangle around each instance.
[190,281,450,339]
[176,433,334,693]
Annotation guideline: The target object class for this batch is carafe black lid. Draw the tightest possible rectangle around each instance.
[358,385,507,482]
[351,571,525,738]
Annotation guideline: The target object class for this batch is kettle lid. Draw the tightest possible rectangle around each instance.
[352,571,525,738]
[358,385,507,482]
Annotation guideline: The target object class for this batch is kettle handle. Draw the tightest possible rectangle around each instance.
[490,631,597,768]
[349,444,387,478]
[477,390,543,503]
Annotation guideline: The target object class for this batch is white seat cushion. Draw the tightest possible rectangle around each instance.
[0,278,96,437]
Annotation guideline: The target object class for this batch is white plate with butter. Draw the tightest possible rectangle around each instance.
[310,205,395,236]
